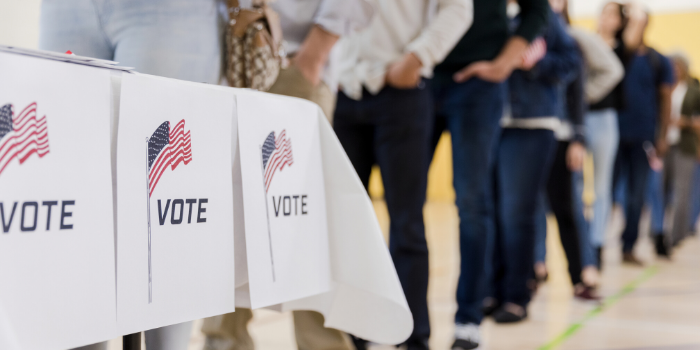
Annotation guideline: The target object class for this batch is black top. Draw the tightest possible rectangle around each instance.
[434,0,549,78]
[590,39,629,110]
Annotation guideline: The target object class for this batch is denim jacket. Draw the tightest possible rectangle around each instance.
[508,9,581,119]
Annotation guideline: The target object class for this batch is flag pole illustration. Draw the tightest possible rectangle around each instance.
[260,130,293,283]
[146,119,192,303]
[0,103,50,177]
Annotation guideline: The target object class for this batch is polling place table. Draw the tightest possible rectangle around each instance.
[0,47,412,350]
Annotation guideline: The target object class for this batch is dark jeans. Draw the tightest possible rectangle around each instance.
[545,141,592,286]
[491,128,557,307]
[334,83,432,349]
[613,139,651,253]
[431,78,506,325]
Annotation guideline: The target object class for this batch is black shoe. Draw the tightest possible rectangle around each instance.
[452,323,480,350]
[482,297,499,317]
[351,335,368,350]
[493,303,528,323]
[655,234,670,258]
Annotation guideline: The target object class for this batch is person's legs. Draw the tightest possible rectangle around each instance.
[201,309,254,350]
[621,141,651,254]
[145,321,193,350]
[647,168,665,235]
[670,152,696,245]
[370,84,433,349]
[496,128,556,309]
[39,0,114,59]
[103,0,223,84]
[546,142,583,286]
[584,109,619,255]
[434,78,504,326]
[333,91,376,190]
[689,162,700,232]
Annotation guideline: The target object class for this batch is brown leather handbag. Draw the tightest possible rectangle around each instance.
[225,0,284,91]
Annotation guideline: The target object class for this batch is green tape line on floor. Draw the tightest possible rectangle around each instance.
[538,265,659,350]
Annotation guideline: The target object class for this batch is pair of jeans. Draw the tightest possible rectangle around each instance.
[690,163,700,231]
[491,128,557,307]
[431,78,506,325]
[39,0,223,84]
[585,108,619,250]
[542,141,593,285]
[39,1,222,349]
[648,146,679,236]
[334,83,432,349]
[613,139,651,253]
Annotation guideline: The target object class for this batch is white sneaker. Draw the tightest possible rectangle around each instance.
[452,323,480,350]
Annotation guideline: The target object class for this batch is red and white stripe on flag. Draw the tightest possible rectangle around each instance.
[263,130,293,193]
[0,103,50,176]
[148,119,192,196]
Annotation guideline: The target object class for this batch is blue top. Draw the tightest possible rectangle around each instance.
[618,50,675,142]
[508,8,581,119]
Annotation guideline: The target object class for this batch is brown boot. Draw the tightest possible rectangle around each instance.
[622,252,644,266]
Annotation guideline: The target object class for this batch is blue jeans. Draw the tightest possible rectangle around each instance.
[690,163,700,231]
[39,0,223,84]
[585,109,619,249]
[39,1,221,349]
[431,78,505,325]
[334,84,433,349]
[491,128,557,307]
[613,139,651,253]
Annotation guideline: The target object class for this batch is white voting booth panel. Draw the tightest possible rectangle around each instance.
[0,52,118,350]
[116,74,237,335]
[0,50,413,349]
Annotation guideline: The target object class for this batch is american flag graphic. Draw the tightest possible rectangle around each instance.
[261,130,293,193]
[147,119,192,197]
[522,37,547,69]
[0,103,50,177]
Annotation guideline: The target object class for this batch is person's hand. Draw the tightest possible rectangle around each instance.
[291,54,324,86]
[626,2,647,22]
[385,52,423,89]
[691,117,700,133]
[655,137,669,157]
[453,60,512,83]
[566,142,586,172]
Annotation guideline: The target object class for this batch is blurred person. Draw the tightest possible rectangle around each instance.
[532,0,623,298]
[652,52,700,253]
[333,1,473,348]
[201,2,374,350]
[426,0,549,346]
[40,1,224,349]
[588,1,647,268]
[611,4,674,266]
[487,2,581,323]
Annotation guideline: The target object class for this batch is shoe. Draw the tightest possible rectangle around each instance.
[452,323,480,350]
[351,336,368,350]
[574,284,602,301]
[622,252,644,266]
[482,297,499,317]
[654,234,670,258]
[492,303,528,323]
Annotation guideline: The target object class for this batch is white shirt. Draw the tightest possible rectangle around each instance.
[668,82,688,145]
[336,0,473,100]
[238,0,374,89]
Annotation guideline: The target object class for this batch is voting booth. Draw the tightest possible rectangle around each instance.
[0,47,412,350]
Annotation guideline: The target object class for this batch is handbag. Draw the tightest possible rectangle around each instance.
[225,0,284,91]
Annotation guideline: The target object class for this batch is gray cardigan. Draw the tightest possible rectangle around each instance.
[568,27,624,105]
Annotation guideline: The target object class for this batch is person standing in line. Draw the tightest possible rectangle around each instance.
[656,52,700,252]
[333,2,473,349]
[201,1,374,350]
[487,2,581,323]
[40,1,225,349]
[588,1,647,268]
[532,0,624,299]
[426,0,548,347]
[612,6,674,266]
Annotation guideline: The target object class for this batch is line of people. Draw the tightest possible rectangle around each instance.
[39,0,700,349]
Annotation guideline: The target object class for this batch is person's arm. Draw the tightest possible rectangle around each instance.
[570,28,624,103]
[622,2,647,52]
[294,0,374,86]
[454,0,548,83]
[388,0,473,88]
[526,15,581,84]
[656,84,673,156]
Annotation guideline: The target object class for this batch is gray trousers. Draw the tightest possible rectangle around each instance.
[670,152,697,245]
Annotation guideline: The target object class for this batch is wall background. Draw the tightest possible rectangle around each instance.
[1,0,698,201]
